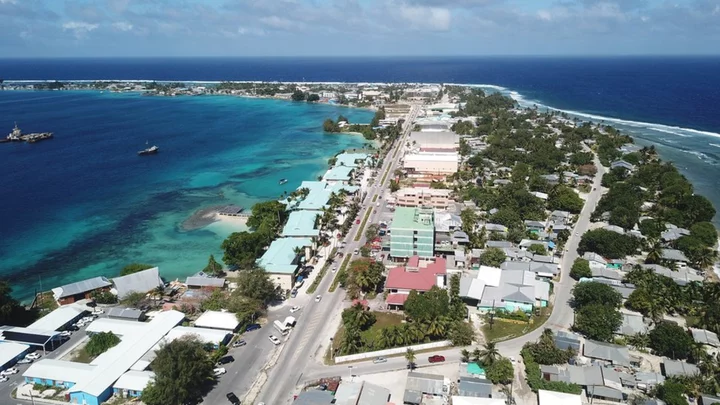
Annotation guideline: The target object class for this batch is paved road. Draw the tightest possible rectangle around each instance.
[254,105,421,405]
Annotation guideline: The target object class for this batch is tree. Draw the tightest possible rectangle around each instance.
[649,322,694,359]
[221,230,272,268]
[479,342,500,366]
[639,219,664,239]
[655,380,689,405]
[690,222,718,247]
[290,89,306,101]
[528,244,548,256]
[120,263,154,276]
[573,304,622,342]
[572,282,622,309]
[449,321,475,346]
[120,291,147,308]
[306,93,320,102]
[485,357,514,384]
[338,326,363,355]
[202,254,223,277]
[365,224,380,241]
[246,200,288,232]
[404,287,451,322]
[578,229,640,259]
[141,336,214,405]
[570,258,592,280]
[90,290,118,304]
[479,247,506,267]
[85,331,120,357]
[342,303,376,331]
[200,289,228,311]
[389,179,400,192]
[233,268,280,304]
[548,185,584,214]
[405,348,416,368]
[460,349,471,363]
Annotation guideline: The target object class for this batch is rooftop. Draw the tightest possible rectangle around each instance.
[385,256,447,292]
[112,267,164,299]
[335,152,370,168]
[113,370,154,392]
[583,340,631,366]
[538,390,582,405]
[0,342,30,368]
[193,310,239,331]
[53,276,111,300]
[391,207,434,231]
[281,210,320,237]
[323,165,354,181]
[27,305,86,332]
[257,237,312,274]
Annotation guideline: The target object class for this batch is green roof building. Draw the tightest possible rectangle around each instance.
[282,211,320,238]
[390,207,435,259]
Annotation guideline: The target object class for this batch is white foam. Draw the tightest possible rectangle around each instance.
[710,143,720,149]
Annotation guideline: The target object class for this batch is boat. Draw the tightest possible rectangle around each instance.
[138,142,159,156]
[279,178,288,185]
[4,123,53,144]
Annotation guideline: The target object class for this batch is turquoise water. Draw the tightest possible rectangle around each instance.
[0,91,372,300]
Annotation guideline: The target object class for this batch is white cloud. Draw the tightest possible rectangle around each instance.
[238,26,267,36]
[398,5,451,31]
[259,15,300,31]
[62,21,99,39]
[112,22,133,32]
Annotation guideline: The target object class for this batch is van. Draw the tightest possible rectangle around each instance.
[246,323,261,332]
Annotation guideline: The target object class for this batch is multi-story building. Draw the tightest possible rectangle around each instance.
[403,152,459,178]
[390,207,435,259]
[396,188,451,209]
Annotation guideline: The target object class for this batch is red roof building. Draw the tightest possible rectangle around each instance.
[385,256,447,307]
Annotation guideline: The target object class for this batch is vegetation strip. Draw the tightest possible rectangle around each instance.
[354,209,373,242]
[329,255,352,292]
[307,248,337,294]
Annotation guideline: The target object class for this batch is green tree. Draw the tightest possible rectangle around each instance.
[690,222,718,247]
[90,290,118,304]
[578,229,640,259]
[479,342,500,366]
[572,282,623,309]
[323,119,339,132]
[233,268,280,305]
[460,349,471,363]
[479,247,506,267]
[85,331,120,357]
[307,93,320,102]
[548,185,584,214]
[638,219,664,239]
[221,231,272,268]
[655,380,689,405]
[120,263,154,276]
[246,200,288,232]
[448,321,475,346]
[404,287,451,322]
[485,357,514,384]
[202,254,223,277]
[405,348,417,368]
[528,244,548,256]
[200,289,228,311]
[120,291,146,308]
[389,179,400,192]
[342,303,376,331]
[365,224,380,241]
[649,322,694,359]
[573,304,622,342]
[141,336,214,405]
[290,89,306,101]
[570,258,592,280]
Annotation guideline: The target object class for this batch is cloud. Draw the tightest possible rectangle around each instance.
[259,15,302,31]
[112,21,133,31]
[237,26,266,36]
[398,4,451,31]
[62,21,98,38]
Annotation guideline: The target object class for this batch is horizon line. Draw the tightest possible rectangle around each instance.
[2,54,720,60]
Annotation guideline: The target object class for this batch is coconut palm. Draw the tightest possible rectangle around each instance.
[645,239,663,264]
[471,348,482,364]
[403,323,426,344]
[405,348,416,369]
[460,349,471,363]
[697,249,718,270]
[339,326,363,355]
[479,342,500,366]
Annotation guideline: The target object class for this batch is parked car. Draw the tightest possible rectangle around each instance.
[290,289,298,298]
[213,367,227,376]
[373,357,387,364]
[332,266,337,273]
[428,355,445,363]
[16,359,32,365]
[353,248,359,255]
[226,392,240,405]
[60,331,72,337]
[232,340,246,348]
[93,309,104,315]
[355,219,361,224]
[246,323,261,332]
[1,367,19,376]
[0,376,8,383]
[315,295,322,302]
[25,352,41,360]
[268,335,281,345]
[217,356,234,365]
[290,306,301,313]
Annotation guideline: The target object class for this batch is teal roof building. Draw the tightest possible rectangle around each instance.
[390,207,435,259]
[335,152,371,168]
[257,237,312,274]
[323,166,354,183]
[282,211,320,238]
[292,181,359,211]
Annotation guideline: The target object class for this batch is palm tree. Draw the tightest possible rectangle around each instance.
[405,348,416,369]
[339,326,362,355]
[460,349,471,363]
[540,328,554,346]
[479,342,500,366]
[423,317,448,338]
[697,249,717,270]
[645,239,663,264]
[627,333,650,352]
[472,348,482,364]
[404,323,426,344]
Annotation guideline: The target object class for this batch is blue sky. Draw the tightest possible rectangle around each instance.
[1,0,719,57]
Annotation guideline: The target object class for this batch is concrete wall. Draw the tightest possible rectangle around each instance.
[333,340,452,364]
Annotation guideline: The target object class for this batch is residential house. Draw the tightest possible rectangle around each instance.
[617,312,651,336]
[185,275,225,289]
[500,261,559,278]
[390,207,435,259]
[457,376,493,398]
[486,241,513,249]
[52,277,113,305]
[483,223,508,235]
[690,328,720,348]
[661,249,690,265]
[281,211,320,238]
[385,256,447,308]
[323,166,355,185]
[459,266,550,312]
[583,252,608,269]
[404,372,445,405]
[538,390,582,405]
[662,359,700,377]
[619,143,643,154]
[554,331,582,351]
[583,340,632,366]
[540,174,560,185]
[700,395,720,405]
[550,211,571,224]
[611,160,636,171]
[604,225,625,235]
[661,227,691,242]
[112,267,164,299]
[524,220,546,233]
[640,264,702,286]
[541,365,630,402]
[257,237,312,291]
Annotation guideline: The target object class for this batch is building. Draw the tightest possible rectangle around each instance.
[583,340,632,366]
[53,276,112,305]
[185,275,225,289]
[291,181,359,211]
[453,398,506,405]
[162,326,230,348]
[662,359,700,377]
[396,187,451,209]
[27,305,87,332]
[583,252,608,269]
[409,131,460,151]
[457,376,492,398]
[459,267,550,312]
[323,166,355,185]
[611,160,636,171]
[334,380,391,405]
[23,310,185,405]
[106,307,144,321]
[113,370,154,398]
[617,312,651,336]
[257,237,312,291]
[404,372,444,404]
[390,207,435,259]
[640,264,702,286]
[385,256,447,308]
[661,249,690,264]
[334,152,372,168]
[403,152,459,177]
[193,310,240,332]
[554,331,582,351]
[538,390,582,405]
[690,328,720,348]
[112,267,164,299]
[294,390,335,405]
[0,342,30,371]
[282,210,320,238]
[0,326,62,353]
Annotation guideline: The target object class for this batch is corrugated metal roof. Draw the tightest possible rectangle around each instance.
[56,276,111,299]
[406,372,444,395]
[28,305,86,331]
[112,267,163,299]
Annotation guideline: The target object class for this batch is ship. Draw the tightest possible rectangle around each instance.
[4,123,53,144]
[279,178,288,185]
[138,144,159,156]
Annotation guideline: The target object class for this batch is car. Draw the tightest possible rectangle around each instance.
[93,309,104,315]
[217,356,234,365]
[25,352,41,360]
[428,355,446,363]
[1,367,19,376]
[353,248,359,255]
[60,331,72,337]
[575,232,579,236]
[332,266,337,273]
[214,367,227,376]
[268,335,281,345]
[232,340,246,348]
[68,325,80,331]
[290,289,298,298]
[315,295,322,302]
[226,392,241,405]
[373,357,387,364]
[0,376,8,383]
[17,359,32,365]
[509,356,516,363]
[355,219,361,224]
[290,306,301,313]
[304,265,315,272]
[245,323,261,332]
[376,203,380,207]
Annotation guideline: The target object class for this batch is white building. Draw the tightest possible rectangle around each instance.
[403,152,459,177]
[409,131,460,151]
[193,310,240,332]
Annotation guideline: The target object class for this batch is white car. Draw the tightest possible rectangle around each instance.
[60,331,72,337]
[25,352,41,360]
[353,248,359,255]
[1,367,19,376]
[315,295,322,302]
[290,306,301,313]
[0,376,8,383]
[93,309,104,315]
[16,359,32,365]
[332,266,337,273]
[213,367,226,376]
[268,335,281,345]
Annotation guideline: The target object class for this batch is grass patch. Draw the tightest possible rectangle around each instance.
[329,311,405,362]
[482,307,552,343]
[72,348,93,364]
[307,248,337,294]
[329,255,352,293]
[354,209,373,242]
[372,194,378,203]
[380,166,391,186]
[34,291,59,312]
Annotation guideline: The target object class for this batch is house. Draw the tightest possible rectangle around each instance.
[662,359,700,377]
[500,261,559,278]
[52,276,112,305]
[531,191,549,200]
[396,187,451,209]
[409,131,460,151]
[617,312,651,336]
[640,264,702,286]
[611,160,636,171]
[493,179,512,186]
[540,174,560,185]
[486,241,513,249]
[519,239,549,251]
[334,152,372,168]
[334,380,390,405]
[403,152,459,178]
[291,181,359,211]
[604,225,625,235]
[294,390,335,405]
[583,252,607,269]
[434,211,463,234]
[583,340,631,366]
[390,207,435,259]
[323,166,355,185]
[524,220,546,232]
[661,228,691,242]
[700,395,720,405]
[113,370,154,398]
[185,275,225,289]
[540,365,630,402]
[460,267,550,312]
[549,211,571,224]
[112,267,164,299]
[538,390,581,405]
[661,249,690,264]
[404,372,444,404]
[554,331,582,351]
[619,143,643,154]
[257,237,312,291]
[483,223,508,234]
[27,305,87,332]
[690,328,720,348]
[385,256,446,308]
[106,308,144,322]
[281,210,320,238]
[457,376,493,398]
[592,268,623,281]
[162,326,231,348]
[193,310,240,332]
[0,342,30,372]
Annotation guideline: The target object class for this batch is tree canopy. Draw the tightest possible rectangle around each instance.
[85,331,120,357]
[572,282,623,309]
[0,281,38,326]
[570,258,592,280]
[548,185,584,214]
[232,268,280,305]
[120,263,155,276]
[649,322,694,360]
[573,304,622,342]
[479,247,506,267]
[202,255,223,277]
[578,229,640,259]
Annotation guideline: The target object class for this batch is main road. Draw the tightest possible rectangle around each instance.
[253,104,421,404]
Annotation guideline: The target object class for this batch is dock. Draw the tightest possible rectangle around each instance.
[217,205,249,218]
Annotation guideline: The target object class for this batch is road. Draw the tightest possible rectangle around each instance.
[253,105,421,405]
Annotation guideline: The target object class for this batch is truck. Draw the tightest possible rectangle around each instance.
[284,316,297,327]
[273,320,289,335]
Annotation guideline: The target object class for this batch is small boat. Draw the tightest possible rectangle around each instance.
[138,144,159,156]
[279,178,288,185]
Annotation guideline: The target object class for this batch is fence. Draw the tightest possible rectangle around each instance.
[333,340,452,363]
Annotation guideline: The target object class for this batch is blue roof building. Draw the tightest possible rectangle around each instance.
[335,152,371,168]
[257,237,312,291]
[323,166,354,183]
[282,211,320,238]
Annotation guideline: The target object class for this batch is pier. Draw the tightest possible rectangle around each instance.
[217,205,249,218]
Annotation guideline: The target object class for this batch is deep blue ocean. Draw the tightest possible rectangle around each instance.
[1,57,719,300]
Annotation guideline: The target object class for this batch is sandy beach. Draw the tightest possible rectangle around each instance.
[182,206,250,231]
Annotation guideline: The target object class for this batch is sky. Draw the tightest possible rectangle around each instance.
[1,0,719,57]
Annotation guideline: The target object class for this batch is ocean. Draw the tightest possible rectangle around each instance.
[1,56,719,299]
